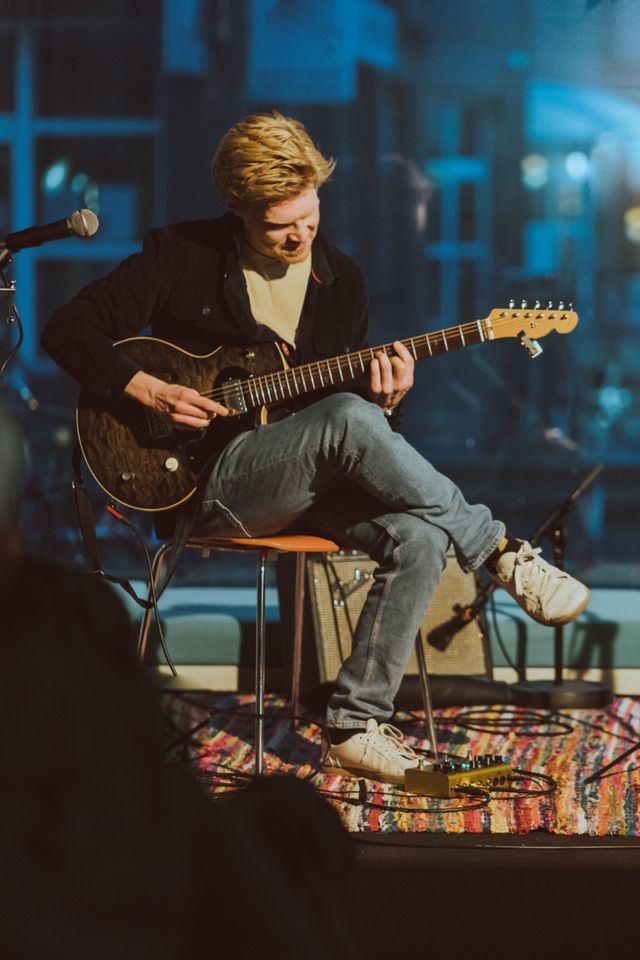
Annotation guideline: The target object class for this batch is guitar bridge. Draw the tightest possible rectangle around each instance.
[221,379,248,414]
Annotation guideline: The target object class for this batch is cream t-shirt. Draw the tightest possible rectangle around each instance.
[239,242,311,346]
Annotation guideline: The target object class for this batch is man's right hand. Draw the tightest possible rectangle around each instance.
[124,371,228,430]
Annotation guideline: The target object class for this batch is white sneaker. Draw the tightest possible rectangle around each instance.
[324,719,421,784]
[492,540,591,626]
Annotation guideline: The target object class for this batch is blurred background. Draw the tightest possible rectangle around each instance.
[0,0,638,589]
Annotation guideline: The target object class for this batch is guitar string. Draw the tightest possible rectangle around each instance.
[196,312,570,408]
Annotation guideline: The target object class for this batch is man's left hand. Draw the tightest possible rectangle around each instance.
[368,340,414,412]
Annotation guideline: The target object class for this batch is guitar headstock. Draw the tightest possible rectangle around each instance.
[484,301,579,341]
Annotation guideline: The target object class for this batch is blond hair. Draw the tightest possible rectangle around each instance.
[212,111,336,205]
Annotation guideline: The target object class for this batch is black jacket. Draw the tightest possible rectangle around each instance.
[41,213,370,400]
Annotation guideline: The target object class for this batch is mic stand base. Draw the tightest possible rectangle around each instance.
[511,678,611,710]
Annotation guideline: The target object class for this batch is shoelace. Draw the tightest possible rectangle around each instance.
[376,722,417,759]
[511,545,555,603]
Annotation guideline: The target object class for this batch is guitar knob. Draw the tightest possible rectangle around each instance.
[120,470,135,482]
[164,457,179,472]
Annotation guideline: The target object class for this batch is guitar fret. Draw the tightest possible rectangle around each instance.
[309,366,316,389]
[477,319,485,342]
[275,370,286,400]
[442,330,448,351]
[317,364,325,387]
[327,361,334,384]
[459,327,466,346]
[337,361,345,382]
[284,371,293,398]
[347,355,354,378]
[409,339,417,360]
[300,367,307,391]
[358,352,366,373]
[426,336,433,356]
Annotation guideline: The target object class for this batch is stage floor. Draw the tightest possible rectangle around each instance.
[347,830,640,958]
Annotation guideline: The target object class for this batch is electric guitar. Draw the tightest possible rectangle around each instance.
[76,303,579,511]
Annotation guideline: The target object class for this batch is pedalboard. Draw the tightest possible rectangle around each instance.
[405,753,513,798]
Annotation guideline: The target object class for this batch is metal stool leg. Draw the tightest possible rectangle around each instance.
[255,548,272,776]
[290,551,306,726]
[414,633,439,763]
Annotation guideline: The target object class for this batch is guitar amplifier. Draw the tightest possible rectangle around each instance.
[278,549,492,699]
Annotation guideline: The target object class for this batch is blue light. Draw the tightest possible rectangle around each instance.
[42,158,69,192]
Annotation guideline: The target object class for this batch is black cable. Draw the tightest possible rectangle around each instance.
[440,707,575,737]
[106,504,177,676]
[490,768,558,798]
[552,708,639,745]
[313,782,492,814]
[0,282,23,383]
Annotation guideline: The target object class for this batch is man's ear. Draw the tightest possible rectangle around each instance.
[228,200,249,224]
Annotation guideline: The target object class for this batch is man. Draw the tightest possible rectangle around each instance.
[42,112,591,784]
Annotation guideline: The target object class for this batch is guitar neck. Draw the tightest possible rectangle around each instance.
[241,319,489,411]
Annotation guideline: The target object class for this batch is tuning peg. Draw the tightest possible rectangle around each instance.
[508,298,515,308]
[521,299,528,308]
[558,300,565,310]
[568,301,573,309]
[534,299,541,309]
[547,300,554,309]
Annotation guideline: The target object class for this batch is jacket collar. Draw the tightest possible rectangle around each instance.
[222,211,337,286]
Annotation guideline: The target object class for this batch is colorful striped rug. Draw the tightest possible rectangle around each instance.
[161,692,640,836]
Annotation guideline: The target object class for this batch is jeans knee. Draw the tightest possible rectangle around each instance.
[377,515,449,570]
[322,391,372,423]
[319,392,384,450]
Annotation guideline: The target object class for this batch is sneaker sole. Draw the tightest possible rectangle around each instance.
[322,762,406,785]
[528,588,592,626]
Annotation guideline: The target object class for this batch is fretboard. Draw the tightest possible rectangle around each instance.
[238,319,489,410]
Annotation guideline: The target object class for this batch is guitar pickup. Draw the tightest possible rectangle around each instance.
[145,408,174,440]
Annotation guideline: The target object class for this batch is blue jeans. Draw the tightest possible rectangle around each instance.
[195,393,504,728]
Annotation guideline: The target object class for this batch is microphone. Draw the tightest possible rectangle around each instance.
[426,609,471,651]
[0,209,99,253]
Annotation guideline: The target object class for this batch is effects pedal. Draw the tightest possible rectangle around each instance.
[405,753,513,798]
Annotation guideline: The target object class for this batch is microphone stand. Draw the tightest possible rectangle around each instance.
[458,464,609,709]
[0,260,23,386]
[510,463,611,708]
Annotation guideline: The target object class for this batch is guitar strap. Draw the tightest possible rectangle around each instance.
[71,441,200,610]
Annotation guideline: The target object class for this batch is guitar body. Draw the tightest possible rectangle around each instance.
[77,337,287,511]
